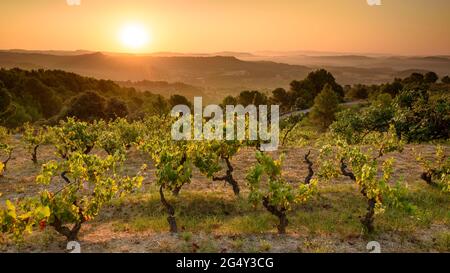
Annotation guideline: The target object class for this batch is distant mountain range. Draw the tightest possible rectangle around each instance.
[0,49,449,99]
[0,51,310,97]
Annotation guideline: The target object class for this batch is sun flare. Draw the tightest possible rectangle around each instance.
[119,23,151,51]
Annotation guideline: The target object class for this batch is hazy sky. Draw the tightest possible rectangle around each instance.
[0,0,449,55]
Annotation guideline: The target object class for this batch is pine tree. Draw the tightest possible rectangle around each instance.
[309,84,339,129]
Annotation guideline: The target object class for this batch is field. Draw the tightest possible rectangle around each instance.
[1,137,449,253]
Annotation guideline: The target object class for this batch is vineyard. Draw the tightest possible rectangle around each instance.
[0,116,448,253]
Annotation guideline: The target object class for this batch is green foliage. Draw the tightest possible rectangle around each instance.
[442,76,450,84]
[193,137,243,195]
[246,151,317,234]
[346,84,369,100]
[0,199,50,241]
[137,116,194,232]
[416,146,450,193]
[270,88,290,111]
[50,118,98,159]
[169,95,191,109]
[0,152,143,241]
[317,128,410,232]
[96,118,143,156]
[393,89,450,142]
[289,69,344,109]
[105,97,129,119]
[21,123,52,163]
[38,152,143,238]
[221,95,238,107]
[64,91,107,121]
[0,87,12,114]
[424,72,439,84]
[379,80,403,97]
[310,84,340,129]
[0,68,169,127]
[0,126,13,175]
[138,116,193,191]
[236,90,268,106]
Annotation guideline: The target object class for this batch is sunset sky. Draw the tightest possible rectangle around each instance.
[0,0,449,55]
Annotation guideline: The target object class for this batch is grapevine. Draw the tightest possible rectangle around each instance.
[317,126,408,233]
[416,145,450,192]
[22,123,52,164]
[246,151,317,234]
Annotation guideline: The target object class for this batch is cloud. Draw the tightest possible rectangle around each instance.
[66,0,81,6]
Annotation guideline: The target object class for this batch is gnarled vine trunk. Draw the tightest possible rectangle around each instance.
[262,196,288,234]
[340,158,376,233]
[172,153,187,196]
[361,197,376,233]
[304,150,314,184]
[340,158,356,181]
[160,185,178,233]
[213,156,240,196]
[2,148,13,171]
[84,144,94,155]
[51,216,84,241]
[51,200,85,241]
[32,145,39,164]
[420,170,439,187]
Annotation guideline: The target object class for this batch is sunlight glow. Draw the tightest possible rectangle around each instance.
[119,23,151,50]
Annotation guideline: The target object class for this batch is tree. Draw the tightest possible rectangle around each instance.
[346,84,369,100]
[65,91,107,121]
[237,90,267,106]
[393,90,450,142]
[442,76,450,84]
[23,78,61,118]
[289,69,344,109]
[331,93,394,143]
[270,88,290,110]
[306,69,344,98]
[0,127,13,176]
[403,73,424,84]
[0,88,11,114]
[380,80,403,97]
[289,80,315,109]
[169,95,191,109]
[309,84,339,129]
[151,95,170,116]
[105,97,128,120]
[424,72,439,83]
[221,95,237,107]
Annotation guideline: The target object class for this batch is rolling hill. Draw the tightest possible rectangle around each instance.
[1,50,449,98]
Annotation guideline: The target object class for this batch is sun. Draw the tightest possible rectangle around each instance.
[119,23,151,51]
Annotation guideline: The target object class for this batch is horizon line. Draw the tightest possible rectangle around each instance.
[1,48,449,58]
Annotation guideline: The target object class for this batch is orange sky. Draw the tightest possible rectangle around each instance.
[0,0,449,55]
